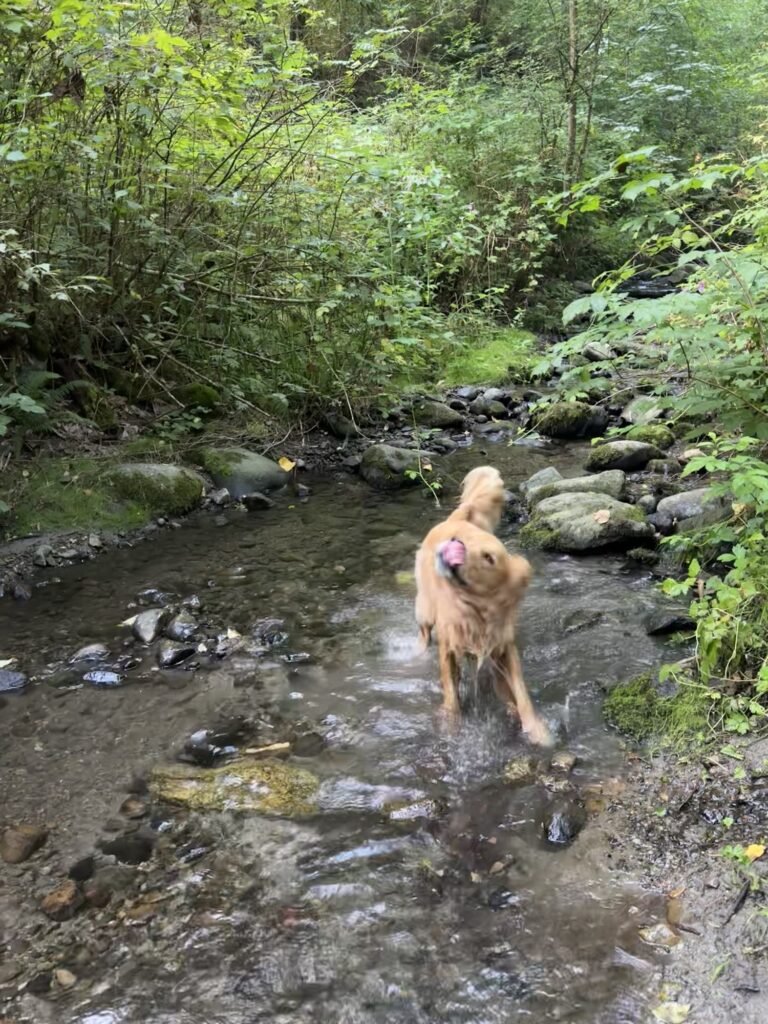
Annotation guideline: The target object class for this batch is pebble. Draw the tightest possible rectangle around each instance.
[69,643,109,663]
[157,640,196,668]
[1,824,48,864]
[503,756,537,783]
[41,879,83,921]
[54,968,77,989]
[33,544,54,567]
[209,487,231,506]
[84,670,123,688]
[11,581,32,601]
[88,533,103,549]
[550,751,577,773]
[0,668,28,693]
[165,612,198,642]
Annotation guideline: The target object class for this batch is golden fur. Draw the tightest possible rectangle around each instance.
[415,466,550,745]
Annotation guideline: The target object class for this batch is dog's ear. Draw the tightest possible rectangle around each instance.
[507,553,532,596]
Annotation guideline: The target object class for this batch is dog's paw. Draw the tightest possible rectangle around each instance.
[524,717,553,748]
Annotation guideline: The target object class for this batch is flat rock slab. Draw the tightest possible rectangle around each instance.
[585,441,662,471]
[150,759,319,815]
[520,492,654,552]
[527,470,626,507]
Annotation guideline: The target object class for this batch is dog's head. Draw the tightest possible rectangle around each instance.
[434,523,530,599]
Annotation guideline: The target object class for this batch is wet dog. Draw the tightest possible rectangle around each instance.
[414,466,550,745]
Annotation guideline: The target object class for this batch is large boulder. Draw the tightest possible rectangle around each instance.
[360,444,436,490]
[527,470,626,507]
[149,759,319,815]
[654,488,730,532]
[519,492,654,552]
[108,463,205,514]
[411,400,464,430]
[585,440,662,472]
[199,448,288,500]
[533,402,608,439]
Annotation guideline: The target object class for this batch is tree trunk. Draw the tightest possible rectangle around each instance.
[564,0,579,186]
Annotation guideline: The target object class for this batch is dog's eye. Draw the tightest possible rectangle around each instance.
[483,552,495,565]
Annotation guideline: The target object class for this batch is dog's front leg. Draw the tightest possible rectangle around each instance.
[499,645,551,747]
[438,642,460,719]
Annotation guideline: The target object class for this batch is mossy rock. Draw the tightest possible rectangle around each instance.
[195,447,287,499]
[626,547,659,566]
[626,425,675,450]
[604,672,709,745]
[108,463,205,515]
[519,492,653,552]
[149,759,319,815]
[173,382,221,412]
[360,444,437,490]
[533,401,608,439]
[410,399,464,430]
[526,470,626,507]
[585,440,662,472]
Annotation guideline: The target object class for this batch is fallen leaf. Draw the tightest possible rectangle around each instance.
[421,461,433,472]
[745,843,765,862]
[489,860,505,875]
[681,448,705,461]
[593,508,611,524]
[470,871,481,883]
[652,1002,690,1023]
[394,570,415,586]
[667,884,686,899]
[120,615,137,628]
[278,456,296,472]
[732,501,747,516]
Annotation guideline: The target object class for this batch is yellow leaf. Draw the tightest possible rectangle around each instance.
[593,509,611,524]
[652,1003,690,1024]
[732,501,747,516]
[278,456,296,472]
[421,461,433,472]
[745,843,765,862]
[394,570,415,586]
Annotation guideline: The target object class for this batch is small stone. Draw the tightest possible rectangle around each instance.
[1,824,48,864]
[132,608,169,644]
[386,798,442,823]
[543,800,585,845]
[88,533,103,549]
[68,856,95,882]
[34,544,54,567]
[58,548,79,560]
[0,668,28,693]
[638,921,680,949]
[99,834,154,864]
[84,881,112,909]
[637,494,657,514]
[84,670,123,688]
[208,487,231,506]
[0,960,22,984]
[11,581,32,601]
[157,640,196,668]
[54,968,77,989]
[165,612,198,642]
[503,756,537,783]
[119,797,147,819]
[296,483,311,498]
[550,751,577,773]
[156,516,167,527]
[41,879,83,921]
[341,455,361,471]
[242,491,274,511]
[69,643,109,663]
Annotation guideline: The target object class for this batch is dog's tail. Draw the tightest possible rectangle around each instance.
[457,465,505,533]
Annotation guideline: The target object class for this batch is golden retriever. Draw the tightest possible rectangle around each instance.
[415,466,551,746]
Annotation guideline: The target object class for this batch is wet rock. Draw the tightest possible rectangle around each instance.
[626,546,659,566]
[0,960,22,984]
[253,618,288,647]
[26,970,54,995]
[503,756,537,783]
[386,798,443,824]
[150,759,319,815]
[533,401,609,439]
[202,447,288,499]
[243,491,275,511]
[520,492,654,552]
[543,800,585,845]
[469,396,507,418]
[12,580,32,601]
[157,640,196,668]
[41,879,83,921]
[290,723,326,757]
[646,457,682,475]
[744,737,768,779]
[483,387,513,405]
[33,543,55,567]
[208,487,231,506]
[99,833,154,864]
[69,643,109,663]
[132,607,169,644]
[526,469,625,507]
[324,411,361,439]
[645,608,696,635]
[638,921,680,949]
[165,611,198,642]
[68,855,95,882]
[359,444,437,491]
[109,463,206,514]
[53,968,77,989]
[585,440,662,472]
[411,399,464,429]
[120,797,147,819]
[621,395,667,425]
[1,824,48,864]
[656,487,730,531]
[637,494,658,514]
[520,466,562,497]
[341,454,362,471]
[0,668,28,693]
[84,670,123,688]
[454,386,480,401]
[583,341,613,362]
[626,424,675,450]
[83,881,112,909]
[550,751,577,773]
[648,510,674,535]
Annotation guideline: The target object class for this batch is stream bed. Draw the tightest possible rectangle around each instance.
[0,435,677,1023]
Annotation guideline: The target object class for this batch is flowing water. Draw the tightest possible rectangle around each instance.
[0,437,675,1023]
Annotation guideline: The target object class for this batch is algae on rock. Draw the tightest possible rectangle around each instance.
[108,463,205,514]
[149,759,320,815]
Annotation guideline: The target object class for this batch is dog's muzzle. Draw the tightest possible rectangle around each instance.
[436,538,466,582]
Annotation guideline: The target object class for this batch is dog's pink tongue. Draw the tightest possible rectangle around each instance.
[442,539,466,567]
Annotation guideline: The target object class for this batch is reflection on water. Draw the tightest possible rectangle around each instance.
[0,439,670,1022]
